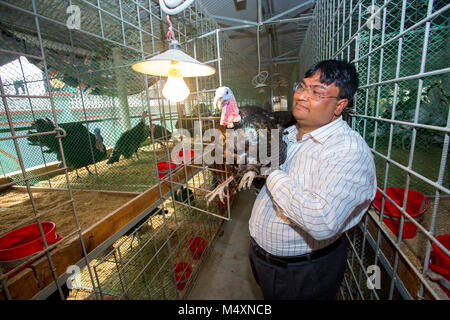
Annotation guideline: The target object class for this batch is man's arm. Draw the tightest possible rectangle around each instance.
[265,139,377,240]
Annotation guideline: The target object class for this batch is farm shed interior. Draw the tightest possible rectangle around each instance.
[0,0,448,300]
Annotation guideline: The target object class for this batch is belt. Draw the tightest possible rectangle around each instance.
[250,236,344,268]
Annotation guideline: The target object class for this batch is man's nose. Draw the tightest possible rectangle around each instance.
[294,90,308,101]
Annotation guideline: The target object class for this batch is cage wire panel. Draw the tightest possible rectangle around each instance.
[0,0,259,300]
[295,0,449,300]
[1,0,448,301]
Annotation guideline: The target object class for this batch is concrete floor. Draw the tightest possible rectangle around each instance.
[187,189,264,300]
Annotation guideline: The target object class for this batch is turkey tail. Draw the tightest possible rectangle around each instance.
[27,118,58,153]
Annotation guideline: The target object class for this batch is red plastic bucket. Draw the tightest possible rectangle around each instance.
[0,222,61,261]
[173,262,192,290]
[429,234,450,297]
[372,188,429,239]
[188,236,207,260]
[157,161,177,179]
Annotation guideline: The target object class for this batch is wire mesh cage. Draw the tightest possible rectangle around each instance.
[0,0,263,300]
[296,0,449,300]
[0,0,448,301]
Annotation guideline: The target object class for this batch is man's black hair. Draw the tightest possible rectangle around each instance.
[304,60,359,101]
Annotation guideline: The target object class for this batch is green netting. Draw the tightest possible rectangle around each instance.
[0,0,263,192]
[1,0,448,301]
[0,0,244,299]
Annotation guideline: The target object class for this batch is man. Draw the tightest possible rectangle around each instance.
[248,60,377,300]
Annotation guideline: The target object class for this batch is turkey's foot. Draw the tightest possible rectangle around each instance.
[205,175,234,205]
[238,171,256,191]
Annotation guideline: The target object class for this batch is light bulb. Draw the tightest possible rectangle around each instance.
[162,61,190,102]
[163,76,190,102]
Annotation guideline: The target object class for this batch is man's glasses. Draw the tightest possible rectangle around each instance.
[293,82,340,101]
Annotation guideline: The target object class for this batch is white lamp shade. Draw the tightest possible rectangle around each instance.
[131,48,216,77]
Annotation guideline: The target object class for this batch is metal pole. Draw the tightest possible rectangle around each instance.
[0,1,155,56]
[215,29,222,87]
[263,0,314,24]
[268,32,274,111]
[112,47,132,130]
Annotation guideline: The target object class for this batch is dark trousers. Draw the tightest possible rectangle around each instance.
[248,237,347,300]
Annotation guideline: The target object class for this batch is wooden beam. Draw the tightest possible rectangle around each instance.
[1,268,39,300]
[0,165,196,300]
[11,185,140,197]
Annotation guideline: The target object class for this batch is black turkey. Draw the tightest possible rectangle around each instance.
[205,86,296,204]
[27,118,106,179]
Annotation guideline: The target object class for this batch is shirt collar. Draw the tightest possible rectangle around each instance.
[282,116,345,144]
[282,124,299,143]
[310,116,345,144]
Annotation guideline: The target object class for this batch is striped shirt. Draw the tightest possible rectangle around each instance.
[249,116,377,256]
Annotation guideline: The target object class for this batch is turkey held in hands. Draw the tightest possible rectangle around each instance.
[205,86,296,204]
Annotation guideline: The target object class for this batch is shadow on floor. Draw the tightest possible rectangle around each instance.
[187,189,264,300]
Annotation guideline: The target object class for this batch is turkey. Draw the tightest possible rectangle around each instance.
[149,123,172,149]
[107,111,150,164]
[205,86,296,204]
[27,118,107,179]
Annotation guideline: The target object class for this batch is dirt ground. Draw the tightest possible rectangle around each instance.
[0,188,138,238]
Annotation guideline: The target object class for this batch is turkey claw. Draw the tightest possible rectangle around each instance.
[205,176,234,205]
[238,171,256,191]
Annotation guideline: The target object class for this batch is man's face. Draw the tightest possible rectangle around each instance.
[292,72,348,132]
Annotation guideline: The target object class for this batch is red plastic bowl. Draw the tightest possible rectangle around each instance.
[188,236,207,260]
[0,222,62,261]
[429,234,450,278]
[173,262,192,290]
[177,149,194,164]
[217,194,234,208]
[157,161,177,179]
[217,194,234,215]
[429,234,450,297]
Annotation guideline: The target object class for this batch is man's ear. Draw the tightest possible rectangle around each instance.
[335,98,348,116]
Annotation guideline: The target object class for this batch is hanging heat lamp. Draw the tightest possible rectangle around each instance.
[131,16,216,102]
